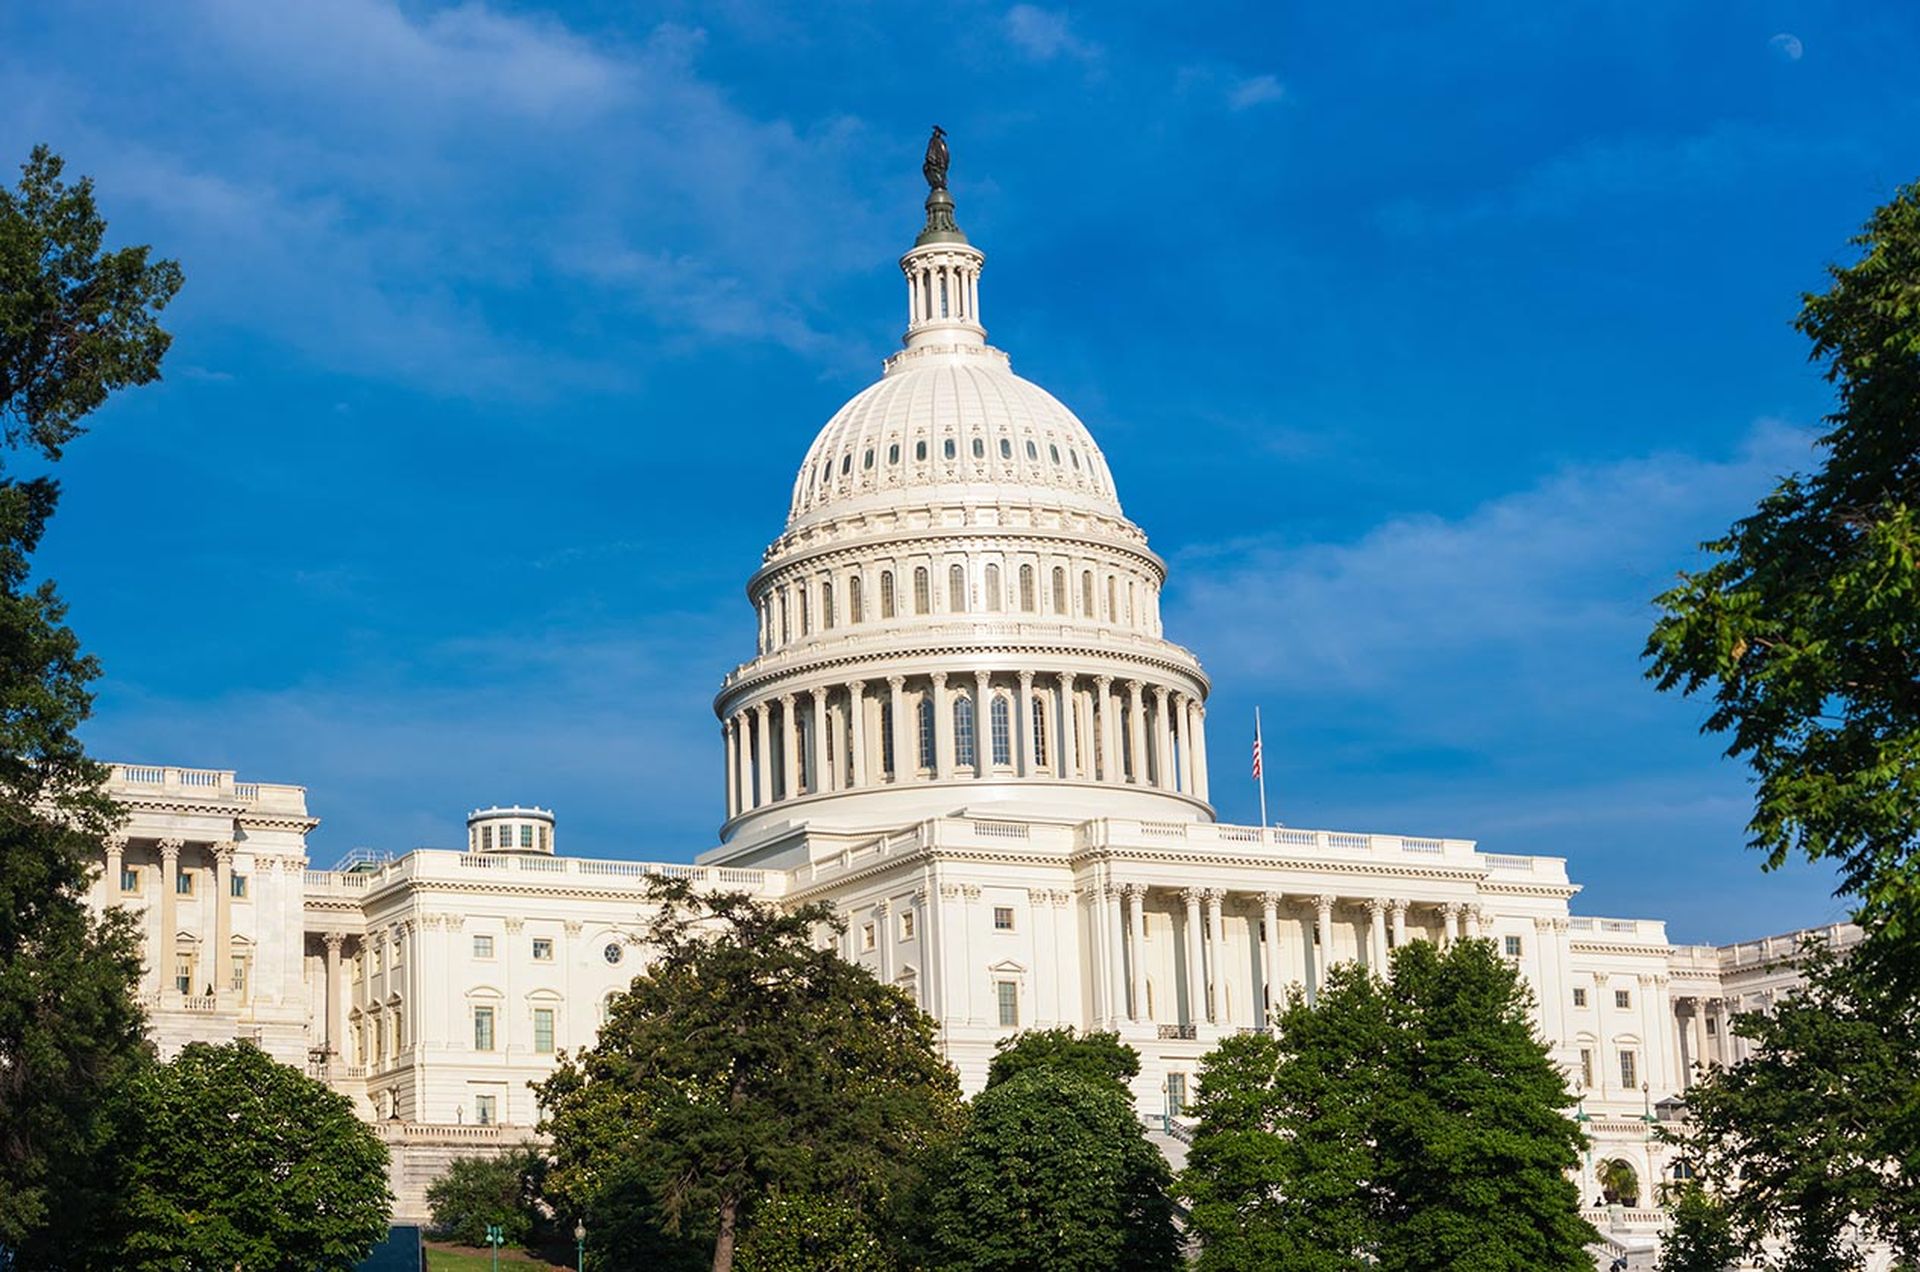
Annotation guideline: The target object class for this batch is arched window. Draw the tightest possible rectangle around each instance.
[948,563,967,613]
[1032,696,1050,767]
[913,567,931,615]
[991,695,1012,766]
[880,701,895,777]
[983,563,1002,611]
[1127,580,1136,623]
[917,697,936,770]
[1051,566,1068,615]
[880,570,896,619]
[798,587,811,635]
[1019,564,1035,612]
[1081,570,1094,616]
[1106,576,1117,622]
[1000,438,1012,459]
[943,438,957,459]
[821,580,835,630]
[849,575,864,624]
[1120,704,1134,779]
[779,591,790,643]
[954,696,976,767]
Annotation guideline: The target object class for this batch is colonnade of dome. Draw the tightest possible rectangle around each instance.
[715,146,1213,840]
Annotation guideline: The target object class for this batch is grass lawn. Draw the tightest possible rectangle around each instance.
[424,1242,570,1271]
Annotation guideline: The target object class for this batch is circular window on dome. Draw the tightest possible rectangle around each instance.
[1026,440,1039,460]
[1049,444,1061,464]
[603,942,624,965]
[916,440,928,461]
[943,438,957,460]
[863,449,874,470]
[971,438,985,459]
[1000,438,1012,459]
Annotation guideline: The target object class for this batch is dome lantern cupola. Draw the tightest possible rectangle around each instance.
[900,126,985,351]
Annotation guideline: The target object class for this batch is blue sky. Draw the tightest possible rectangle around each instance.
[4,1,1914,942]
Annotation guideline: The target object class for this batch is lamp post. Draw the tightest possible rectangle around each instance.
[485,1223,504,1272]
[575,1219,587,1272]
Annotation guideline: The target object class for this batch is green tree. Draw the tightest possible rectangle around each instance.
[534,878,960,1272]
[116,1042,391,1270]
[1182,965,1392,1271]
[1655,1184,1740,1272]
[1181,940,1595,1272]
[1645,180,1920,985]
[427,1149,547,1249]
[734,1192,892,1272]
[0,143,181,1265]
[984,1025,1140,1089]
[1664,942,1920,1267]
[925,1066,1180,1272]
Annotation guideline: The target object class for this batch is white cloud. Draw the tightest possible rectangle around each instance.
[1004,5,1099,63]
[1227,74,1285,110]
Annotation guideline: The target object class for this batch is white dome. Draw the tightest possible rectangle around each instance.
[786,347,1123,531]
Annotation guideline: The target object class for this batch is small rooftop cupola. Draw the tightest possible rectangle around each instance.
[900,126,986,351]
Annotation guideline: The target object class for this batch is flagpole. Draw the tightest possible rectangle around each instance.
[1255,706,1269,828]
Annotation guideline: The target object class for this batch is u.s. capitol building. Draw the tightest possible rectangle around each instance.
[87,149,1852,1261]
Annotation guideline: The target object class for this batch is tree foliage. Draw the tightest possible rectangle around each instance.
[925,1066,1180,1272]
[1645,180,1920,982]
[427,1149,547,1250]
[1663,942,1920,1268]
[1182,939,1596,1272]
[985,1025,1140,1090]
[115,1042,391,1270]
[534,878,961,1272]
[0,143,180,1263]
[1654,1184,1740,1272]
[734,1192,892,1272]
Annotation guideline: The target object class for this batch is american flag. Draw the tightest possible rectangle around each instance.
[1251,725,1263,780]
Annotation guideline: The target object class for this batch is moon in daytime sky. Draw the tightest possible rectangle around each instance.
[1769,32,1805,61]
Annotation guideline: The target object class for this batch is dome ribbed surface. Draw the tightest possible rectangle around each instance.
[786,356,1122,528]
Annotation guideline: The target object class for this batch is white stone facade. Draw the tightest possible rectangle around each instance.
[80,164,1866,1259]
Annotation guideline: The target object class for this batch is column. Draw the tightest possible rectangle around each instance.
[1260,892,1283,1023]
[810,687,831,793]
[1367,898,1388,971]
[159,838,183,996]
[849,681,869,788]
[930,672,953,780]
[733,713,753,811]
[1124,885,1148,1022]
[1095,675,1116,782]
[974,672,992,778]
[1192,702,1211,802]
[779,694,800,798]
[723,719,738,817]
[1203,889,1225,1023]
[1181,888,1205,1027]
[887,676,908,782]
[1058,673,1077,779]
[1441,902,1462,945]
[1126,681,1147,784]
[104,836,125,905]
[1466,904,1485,940]
[1152,686,1174,789]
[1686,999,1707,1086]
[754,702,773,806]
[1104,885,1126,1027]
[1017,671,1036,776]
[1174,695,1194,794]
[323,931,345,1061]
[213,840,236,1000]
[1592,975,1611,1097]
[1314,894,1336,991]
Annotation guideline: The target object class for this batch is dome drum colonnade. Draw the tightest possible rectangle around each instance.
[716,140,1212,839]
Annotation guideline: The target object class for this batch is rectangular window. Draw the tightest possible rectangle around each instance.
[1579,1048,1594,1089]
[996,980,1019,1028]
[1167,1072,1189,1113]
[482,826,493,850]
[1504,934,1522,957]
[474,1094,496,1126]
[1619,1049,1638,1089]
[993,906,1014,931]
[230,873,248,898]
[862,924,876,951]
[533,1008,554,1054]
[1572,987,1587,1008]
[119,865,138,892]
[1705,1017,1717,1036]
[473,1006,496,1052]
[900,910,915,941]
[473,935,494,959]
[1615,989,1632,1010]
[520,824,534,848]
[532,938,554,961]
[175,870,193,896]
[175,956,194,996]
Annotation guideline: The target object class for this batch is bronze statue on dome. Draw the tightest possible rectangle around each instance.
[923,126,949,192]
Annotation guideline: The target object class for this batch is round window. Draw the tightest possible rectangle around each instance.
[603,942,624,965]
